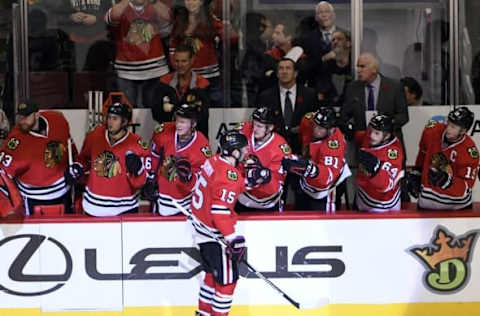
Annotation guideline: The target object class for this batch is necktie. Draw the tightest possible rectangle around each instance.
[284,91,294,128]
[367,84,375,111]
[324,32,331,43]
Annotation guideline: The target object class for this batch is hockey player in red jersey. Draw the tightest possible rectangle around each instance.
[354,114,404,212]
[409,107,479,210]
[282,107,351,211]
[235,107,290,212]
[189,130,248,316]
[0,168,23,218]
[67,102,149,216]
[0,99,77,215]
[144,102,212,215]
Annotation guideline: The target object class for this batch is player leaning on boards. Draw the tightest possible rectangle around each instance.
[142,101,212,215]
[408,107,479,210]
[354,114,404,212]
[65,102,149,216]
[234,107,291,212]
[282,107,351,211]
[0,99,77,215]
[188,130,248,316]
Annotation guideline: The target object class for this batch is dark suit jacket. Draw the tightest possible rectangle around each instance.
[257,84,317,154]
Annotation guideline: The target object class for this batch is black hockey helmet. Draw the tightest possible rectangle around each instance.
[369,114,393,133]
[174,102,200,121]
[252,107,275,125]
[313,107,336,129]
[219,130,248,157]
[448,106,474,131]
[107,102,132,122]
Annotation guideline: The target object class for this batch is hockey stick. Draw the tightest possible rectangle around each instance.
[171,199,329,310]
[67,138,75,212]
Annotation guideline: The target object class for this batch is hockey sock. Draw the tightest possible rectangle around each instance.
[212,282,236,316]
[198,273,215,315]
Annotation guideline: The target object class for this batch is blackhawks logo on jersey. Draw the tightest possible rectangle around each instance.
[227,170,238,181]
[44,141,65,168]
[154,123,164,133]
[280,143,291,155]
[387,149,398,160]
[94,151,121,178]
[201,146,212,158]
[137,139,149,150]
[328,140,339,149]
[425,120,437,129]
[7,138,19,150]
[233,122,244,131]
[305,112,314,120]
[468,146,479,159]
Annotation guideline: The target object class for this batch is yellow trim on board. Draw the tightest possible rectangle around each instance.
[1,303,480,316]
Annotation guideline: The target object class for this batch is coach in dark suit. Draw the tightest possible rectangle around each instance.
[340,53,408,139]
[257,58,316,154]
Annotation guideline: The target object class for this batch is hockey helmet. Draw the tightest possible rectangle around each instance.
[448,107,474,131]
[219,130,248,157]
[252,107,275,125]
[313,107,336,129]
[107,102,132,122]
[174,102,200,121]
[369,114,393,133]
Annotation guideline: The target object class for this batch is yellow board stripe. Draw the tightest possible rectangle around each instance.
[1,303,480,316]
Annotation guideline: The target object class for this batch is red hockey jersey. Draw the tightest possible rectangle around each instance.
[150,122,211,215]
[0,169,22,217]
[105,2,169,80]
[236,121,290,209]
[300,127,351,211]
[77,125,149,216]
[190,154,245,244]
[0,111,75,206]
[355,132,404,212]
[416,120,479,210]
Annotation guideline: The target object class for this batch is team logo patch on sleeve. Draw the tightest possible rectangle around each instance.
[425,120,437,129]
[227,170,238,181]
[137,139,149,150]
[305,112,313,120]
[7,138,19,150]
[44,141,65,168]
[154,124,164,133]
[280,143,291,155]
[233,122,244,131]
[201,146,212,158]
[387,149,399,160]
[468,147,479,159]
[328,140,339,149]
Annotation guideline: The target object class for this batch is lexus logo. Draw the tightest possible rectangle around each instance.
[0,234,72,296]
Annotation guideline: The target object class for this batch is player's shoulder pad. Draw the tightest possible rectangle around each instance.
[386,148,399,160]
[467,146,479,159]
[327,139,340,149]
[425,119,440,129]
[279,143,291,155]
[154,123,165,134]
[137,138,149,150]
[86,124,102,136]
[6,136,20,150]
[304,111,314,120]
[200,145,212,158]
[232,122,245,131]
[226,169,238,182]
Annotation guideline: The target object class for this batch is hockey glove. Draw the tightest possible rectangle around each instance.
[358,150,381,177]
[125,152,143,176]
[428,168,452,189]
[174,156,192,183]
[246,165,271,188]
[405,167,422,199]
[226,235,246,263]
[64,162,84,185]
[142,173,159,201]
[281,156,318,178]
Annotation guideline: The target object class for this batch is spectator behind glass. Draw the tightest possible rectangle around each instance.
[170,0,237,106]
[105,0,172,107]
[152,42,210,137]
[401,76,424,106]
[54,0,111,72]
[315,29,352,106]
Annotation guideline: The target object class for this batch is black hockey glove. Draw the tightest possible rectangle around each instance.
[125,152,143,176]
[142,173,159,201]
[428,168,452,189]
[358,150,381,177]
[64,162,84,185]
[281,156,318,178]
[245,155,271,188]
[174,156,192,183]
[405,167,422,199]
[226,235,246,263]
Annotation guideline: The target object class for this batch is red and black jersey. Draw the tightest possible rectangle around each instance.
[77,125,149,216]
[298,111,315,153]
[236,121,291,209]
[105,2,169,80]
[300,127,351,211]
[160,71,209,100]
[355,131,404,212]
[150,122,211,215]
[265,47,307,61]
[0,168,22,217]
[416,120,479,210]
[190,154,245,244]
[0,111,75,203]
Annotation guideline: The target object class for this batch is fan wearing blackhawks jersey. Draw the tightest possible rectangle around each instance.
[143,102,212,215]
[235,107,291,212]
[189,130,248,316]
[67,102,149,216]
[354,114,404,212]
[0,99,77,215]
[282,107,351,211]
[411,107,479,210]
